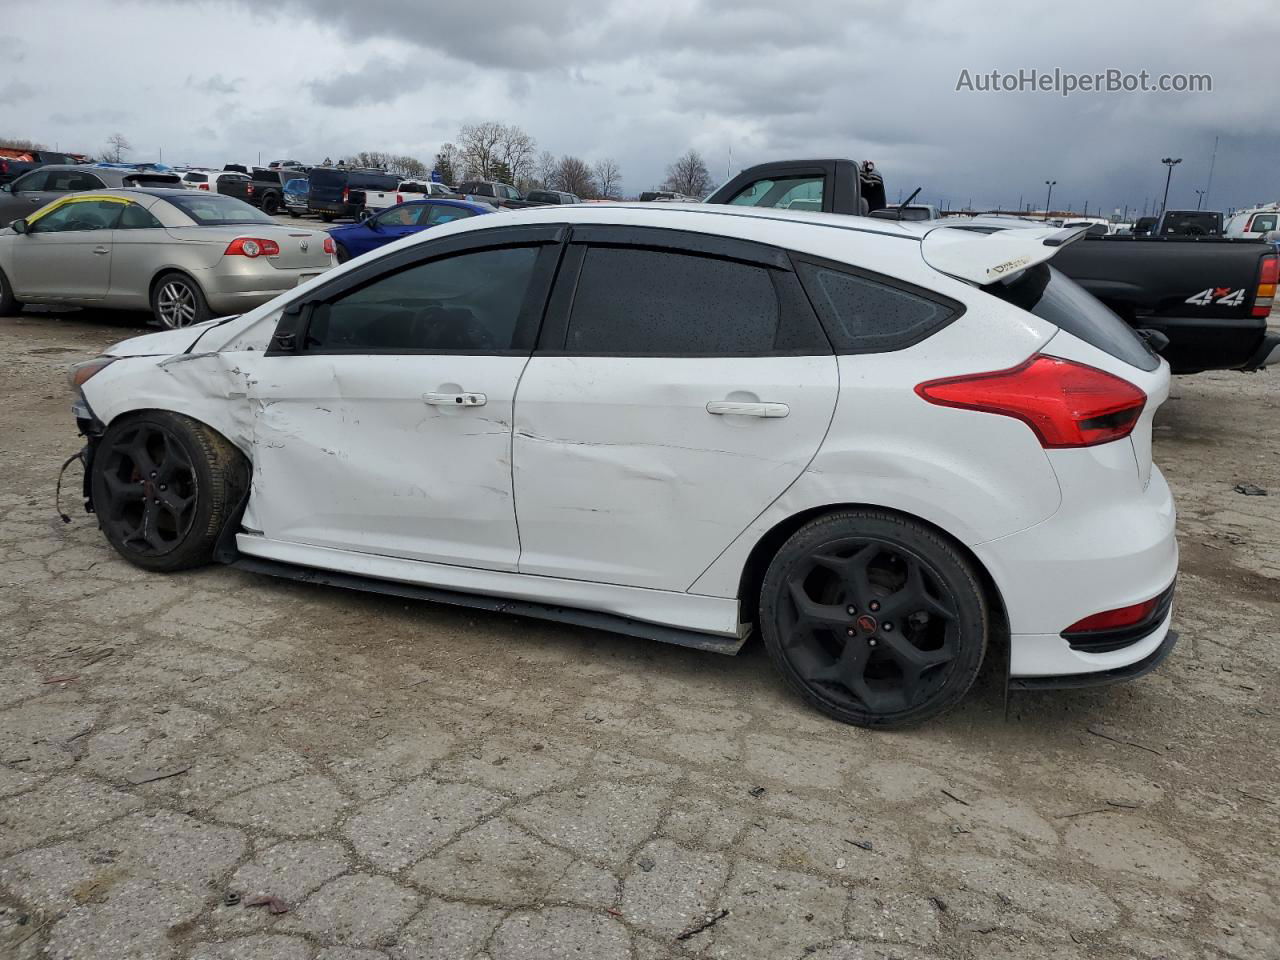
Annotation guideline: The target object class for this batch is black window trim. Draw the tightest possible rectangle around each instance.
[534,225,832,359]
[790,252,966,356]
[266,223,568,358]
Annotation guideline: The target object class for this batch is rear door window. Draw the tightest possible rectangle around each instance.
[565,247,780,355]
[989,264,1159,371]
[10,171,48,192]
[45,171,106,192]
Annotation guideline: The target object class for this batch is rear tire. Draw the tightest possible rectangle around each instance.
[90,411,248,573]
[262,194,280,216]
[320,213,335,223]
[151,272,212,329]
[0,265,21,315]
[333,243,351,264]
[758,509,988,728]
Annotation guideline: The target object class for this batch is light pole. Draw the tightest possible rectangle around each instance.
[1044,180,1056,220]
[1160,157,1182,216]
[1195,189,1206,211]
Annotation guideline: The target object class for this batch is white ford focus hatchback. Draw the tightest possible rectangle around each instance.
[68,204,1177,727]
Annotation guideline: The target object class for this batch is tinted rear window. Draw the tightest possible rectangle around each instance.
[797,262,958,353]
[990,264,1159,371]
[165,193,274,225]
[566,247,780,355]
[183,172,209,183]
[309,169,346,188]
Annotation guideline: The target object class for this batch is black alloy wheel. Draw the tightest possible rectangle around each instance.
[91,412,246,572]
[760,510,988,727]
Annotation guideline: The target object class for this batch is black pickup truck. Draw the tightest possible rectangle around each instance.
[223,165,292,215]
[706,159,1278,373]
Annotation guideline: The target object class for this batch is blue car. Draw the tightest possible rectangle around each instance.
[283,177,309,217]
[328,198,494,262]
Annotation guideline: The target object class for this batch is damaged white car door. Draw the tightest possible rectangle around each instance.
[511,226,839,591]
[246,225,563,570]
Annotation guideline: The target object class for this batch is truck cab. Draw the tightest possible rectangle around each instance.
[705,159,886,216]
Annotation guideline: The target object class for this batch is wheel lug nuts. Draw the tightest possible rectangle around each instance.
[868,638,878,647]
[869,600,880,612]
[846,605,856,615]
[159,484,166,491]
[150,471,157,478]
[846,628,856,637]
[883,622,894,632]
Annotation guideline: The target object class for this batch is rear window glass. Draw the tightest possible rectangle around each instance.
[989,264,1159,371]
[309,169,346,188]
[123,174,180,187]
[796,262,958,353]
[566,247,779,355]
[183,172,209,183]
[166,193,274,225]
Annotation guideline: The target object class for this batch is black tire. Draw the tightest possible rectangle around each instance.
[759,509,988,728]
[320,213,335,223]
[333,242,351,265]
[0,264,21,315]
[91,411,248,573]
[262,194,280,216]
[151,272,212,329]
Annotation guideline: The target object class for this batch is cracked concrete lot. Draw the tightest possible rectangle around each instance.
[1,310,1278,960]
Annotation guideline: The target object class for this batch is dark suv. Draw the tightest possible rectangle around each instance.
[455,180,544,209]
[0,164,180,223]
[525,189,582,205]
[308,167,399,222]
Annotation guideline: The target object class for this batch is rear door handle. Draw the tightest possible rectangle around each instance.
[92,246,110,255]
[706,400,789,418]
[424,392,487,407]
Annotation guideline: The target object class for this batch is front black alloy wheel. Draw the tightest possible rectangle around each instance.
[91,411,247,572]
[759,509,988,727]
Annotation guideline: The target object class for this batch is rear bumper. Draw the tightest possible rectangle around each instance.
[1241,331,1280,371]
[203,263,331,312]
[1009,628,1178,690]
[310,201,360,217]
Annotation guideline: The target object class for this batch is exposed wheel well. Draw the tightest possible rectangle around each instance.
[149,268,204,302]
[736,503,1009,646]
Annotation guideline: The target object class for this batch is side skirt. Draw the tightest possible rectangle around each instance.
[230,554,748,656]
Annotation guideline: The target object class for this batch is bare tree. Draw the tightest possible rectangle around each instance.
[0,136,47,152]
[661,149,712,198]
[103,132,132,163]
[497,124,537,184]
[535,150,557,189]
[554,155,596,197]
[593,158,622,199]
[457,121,505,180]
[434,143,461,184]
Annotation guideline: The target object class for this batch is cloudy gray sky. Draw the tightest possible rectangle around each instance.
[2,0,1277,214]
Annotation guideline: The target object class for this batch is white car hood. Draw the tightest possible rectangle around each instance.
[102,319,230,358]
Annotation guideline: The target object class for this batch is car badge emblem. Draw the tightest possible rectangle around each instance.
[299,239,309,252]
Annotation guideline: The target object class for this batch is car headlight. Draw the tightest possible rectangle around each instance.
[68,357,116,390]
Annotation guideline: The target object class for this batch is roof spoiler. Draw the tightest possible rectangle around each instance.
[1042,226,1090,248]
[920,223,1090,285]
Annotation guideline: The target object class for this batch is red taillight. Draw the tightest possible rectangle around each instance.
[1065,595,1162,634]
[199,183,209,190]
[224,237,281,258]
[1253,254,1277,317]
[396,193,403,204]
[247,184,255,195]
[322,236,335,255]
[916,355,1146,448]
[342,186,349,202]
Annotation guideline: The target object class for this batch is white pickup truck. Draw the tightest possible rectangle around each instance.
[360,180,457,213]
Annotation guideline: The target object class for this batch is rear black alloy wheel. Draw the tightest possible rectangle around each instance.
[760,510,988,727]
[91,412,246,572]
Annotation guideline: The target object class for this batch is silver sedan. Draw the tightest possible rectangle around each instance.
[0,189,336,327]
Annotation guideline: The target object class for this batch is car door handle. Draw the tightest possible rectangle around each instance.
[706,400,789,418]
[423,392,487,407]
[92,246,110,255]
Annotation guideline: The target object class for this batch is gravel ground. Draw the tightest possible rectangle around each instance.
[0,308,1277,960]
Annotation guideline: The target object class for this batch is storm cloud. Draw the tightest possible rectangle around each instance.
[4,0,1277,210]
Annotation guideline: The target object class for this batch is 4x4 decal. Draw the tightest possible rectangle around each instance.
[1186,287,1246,307]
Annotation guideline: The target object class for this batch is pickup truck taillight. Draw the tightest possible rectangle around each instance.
[1252,254,1277,317]
[396,193,403,204]
[198,183,209,191]
[247,184,255,196]
[916,355,1146,449]
[342,187,349,202]
[224,237,281,258]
